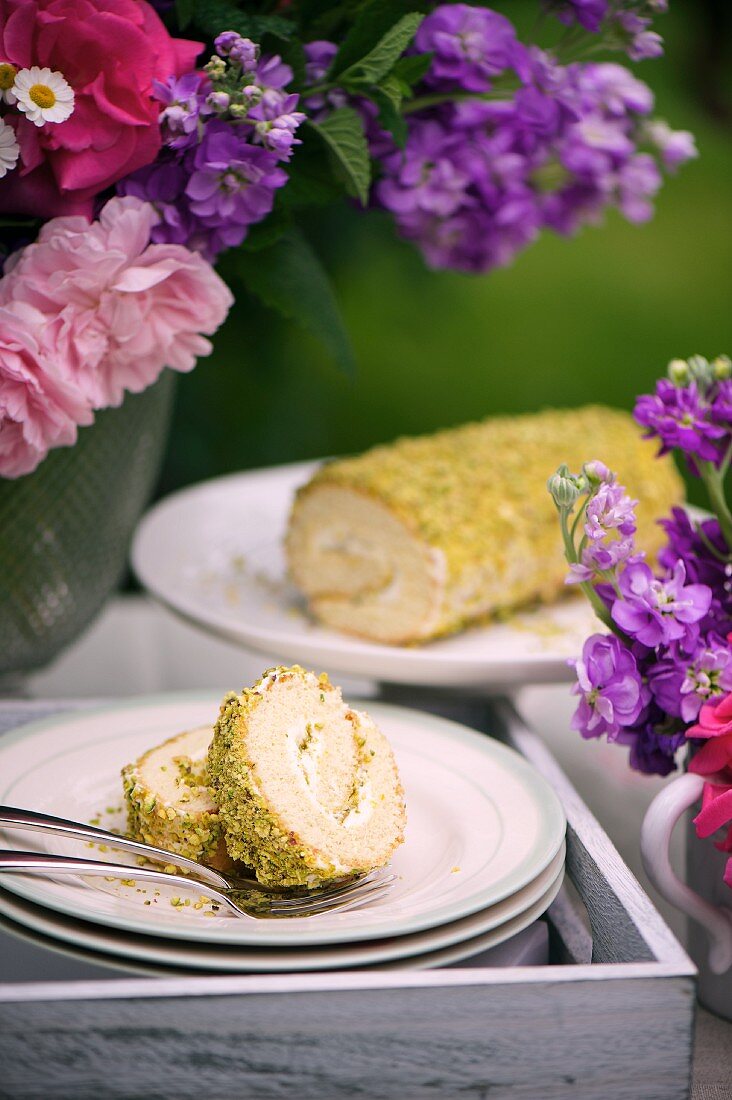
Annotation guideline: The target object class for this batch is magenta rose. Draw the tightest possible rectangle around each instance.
[0,0,201,217]
[0,301,92,478]
[687,692,732,779]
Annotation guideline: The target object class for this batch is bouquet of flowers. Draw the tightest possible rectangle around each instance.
[548,354,732,889]
[0,0,694,480]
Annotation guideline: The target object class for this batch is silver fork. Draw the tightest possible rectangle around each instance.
[0,850,395,919]
[0,805,396,918]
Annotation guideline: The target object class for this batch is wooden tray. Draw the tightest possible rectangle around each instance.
[0,697,696,1100]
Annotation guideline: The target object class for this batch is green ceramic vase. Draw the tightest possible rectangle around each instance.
[0,371,175,684]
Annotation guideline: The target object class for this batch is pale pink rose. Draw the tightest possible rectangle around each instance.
[0,196,234,408]
[0,302,93,478]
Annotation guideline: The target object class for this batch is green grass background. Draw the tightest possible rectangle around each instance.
[161,4,732,507]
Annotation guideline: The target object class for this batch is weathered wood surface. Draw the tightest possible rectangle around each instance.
[0,976,695,1100]
[0,697,696,1100]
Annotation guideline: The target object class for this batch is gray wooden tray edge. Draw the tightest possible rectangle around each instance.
[0,697,697,1100]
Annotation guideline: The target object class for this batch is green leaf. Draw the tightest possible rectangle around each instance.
[232,229,356,374]
[307,108,371,206]
[191,0,294,43]
[339,14,424,88]
[295,0,364,41]
[371,78,408,148]
[329,1,426,79]
[392,51,433,87]
[175,0,195,30]
[238,208,292,252]
[282,141,344,210]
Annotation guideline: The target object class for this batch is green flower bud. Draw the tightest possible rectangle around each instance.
[547,465,584,508]
[687,354,714,389]
[667,358,690,386]
[712,355,732,381]
[205,56,227,79]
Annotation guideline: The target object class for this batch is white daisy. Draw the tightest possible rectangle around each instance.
[0,118,19,178]
[0,62,17,104]
[13,66,74,127]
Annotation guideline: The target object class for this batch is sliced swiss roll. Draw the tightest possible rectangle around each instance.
[208,666,406,888]
[122,725,231,870]
[285,405,683,645]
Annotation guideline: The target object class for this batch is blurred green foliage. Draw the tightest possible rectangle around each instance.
[161,2,732,506]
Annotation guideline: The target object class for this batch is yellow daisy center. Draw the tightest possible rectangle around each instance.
[0,63,16,90]
[29,82,56,109]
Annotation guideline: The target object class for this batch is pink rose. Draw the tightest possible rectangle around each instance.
[0,196,234,407]
[0,301,92,478]
[0,0,201,217]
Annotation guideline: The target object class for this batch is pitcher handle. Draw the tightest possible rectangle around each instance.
[641,770,732,975]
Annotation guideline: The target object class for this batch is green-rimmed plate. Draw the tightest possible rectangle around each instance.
[0,696,565,948]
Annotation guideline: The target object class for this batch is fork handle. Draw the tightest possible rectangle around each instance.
[0,849,242,917]
[0,805,230,891]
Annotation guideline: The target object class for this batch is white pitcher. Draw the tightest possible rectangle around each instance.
[642,771,732,1019]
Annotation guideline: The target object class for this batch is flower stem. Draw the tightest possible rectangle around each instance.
[700,461,732,553]
[559,508,619,634]
[403,87,519,114]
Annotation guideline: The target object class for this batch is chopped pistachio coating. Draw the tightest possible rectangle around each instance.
[288,405,684,642]
[122,727,228,869]
[208,666,405,887]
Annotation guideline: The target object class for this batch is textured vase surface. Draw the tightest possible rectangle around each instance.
[0,372,175,679]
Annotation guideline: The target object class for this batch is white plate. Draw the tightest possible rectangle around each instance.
[131,462,599,689]
[0,697,565,948]
[0,860,563,973]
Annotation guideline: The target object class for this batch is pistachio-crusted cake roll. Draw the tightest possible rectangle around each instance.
[285,405,684,645]
[208,666,406,888]
[122,725,231,871]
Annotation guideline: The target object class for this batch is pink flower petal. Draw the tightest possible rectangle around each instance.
[693,784,732,839]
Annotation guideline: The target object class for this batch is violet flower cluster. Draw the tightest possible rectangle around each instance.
[635,354,732,473]
[118,34,305,262]
[346,3,695,273]
[552,1,667,61]
[548,382,732,775]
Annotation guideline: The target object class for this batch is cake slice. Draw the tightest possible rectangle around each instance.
[208,666,406,888]
[122,725,231,870]
[285,405,683,644]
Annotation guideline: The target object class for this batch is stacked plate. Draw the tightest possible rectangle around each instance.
[0,698,565,974]
[131,460,599,690]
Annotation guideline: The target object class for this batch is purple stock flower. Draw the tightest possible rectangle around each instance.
[118,36,303,262]
[187,123,287,225]
[415,4,527,93]
[248,90,305,157]
[579,63,653,116]
[615,12,664,62]
[585,480,637,540]
[649,640,732,723]
[550,1,608,34]
[215,33,258,70]
[645,120,698,171]
[571,633,650,739]
[154,72,206,150]
[304,40,337,84]
[634,379,729,467]
[616,711,686,776]
[377,121,471,218]
[658,508,732,638]
[712,379,732,429]
[567,536,638,584]
[611,560,713,649]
